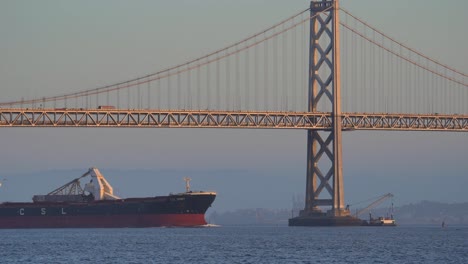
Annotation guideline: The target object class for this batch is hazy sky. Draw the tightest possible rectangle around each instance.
[0,0,467,210]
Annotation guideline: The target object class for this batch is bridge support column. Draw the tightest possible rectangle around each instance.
[289,0,362,226]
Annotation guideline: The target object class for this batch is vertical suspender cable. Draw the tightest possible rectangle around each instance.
[177,68,181,110]
[282,23,287,111]
[207,58,211,110]
[197,64,201,110]
[264,35,269,111]
[292,17,297,112]
[226,51,230,110]
[167,71,171,110]
[245,43,250,110]
[254,37,259,111]
[216,56,220,110]
[187,66,192,110]
[235,48,240,110]
[147,79,151,109]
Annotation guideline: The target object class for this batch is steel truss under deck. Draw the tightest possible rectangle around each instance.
[0,109,466,131]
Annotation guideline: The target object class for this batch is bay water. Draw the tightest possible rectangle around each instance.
[0,225,466,263]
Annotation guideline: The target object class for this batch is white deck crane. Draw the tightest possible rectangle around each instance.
[33,167,119,202]
[84,167,120,200]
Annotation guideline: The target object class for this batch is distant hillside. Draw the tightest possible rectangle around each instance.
[208,201,468,226]
[386,201,468,225]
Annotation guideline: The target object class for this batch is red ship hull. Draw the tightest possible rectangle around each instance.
[0,214,207,228]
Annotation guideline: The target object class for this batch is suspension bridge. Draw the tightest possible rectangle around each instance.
[1,0,467,225]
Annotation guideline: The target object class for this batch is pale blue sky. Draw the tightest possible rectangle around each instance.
[0,0,467,209]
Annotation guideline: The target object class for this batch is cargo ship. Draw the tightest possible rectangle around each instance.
[0,168,216,228]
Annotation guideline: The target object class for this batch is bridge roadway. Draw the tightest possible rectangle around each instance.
[0,108,466,131]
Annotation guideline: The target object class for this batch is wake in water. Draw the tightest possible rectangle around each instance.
[199,224,221,228]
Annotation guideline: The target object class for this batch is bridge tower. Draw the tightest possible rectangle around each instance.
[289,0,362,226]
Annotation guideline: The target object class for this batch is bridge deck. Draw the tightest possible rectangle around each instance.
[0,109,466,131]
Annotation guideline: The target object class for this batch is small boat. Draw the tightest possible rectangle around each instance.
[366,214,396,226]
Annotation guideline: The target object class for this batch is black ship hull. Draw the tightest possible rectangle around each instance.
[0,193,216,228]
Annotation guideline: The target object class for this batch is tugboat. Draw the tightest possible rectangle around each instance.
[0,168,216,228]
[366,213,396,226]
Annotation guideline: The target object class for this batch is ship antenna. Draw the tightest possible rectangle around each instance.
[183,177,191,192]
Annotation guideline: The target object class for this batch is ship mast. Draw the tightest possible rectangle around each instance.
[184,177,191,192]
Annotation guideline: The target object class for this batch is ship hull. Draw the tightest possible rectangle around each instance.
[0,214,207,228]
[0,193,215,228]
